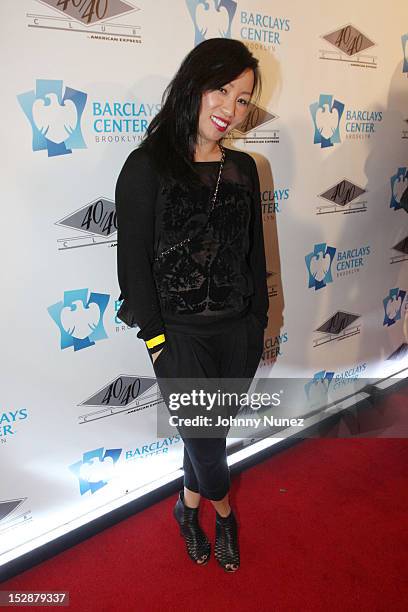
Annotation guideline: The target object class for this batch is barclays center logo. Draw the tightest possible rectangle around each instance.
[383,288,407,327]
[17,79,87,157]
[186,0,237,46]
[390,168,408,212]
[69,447,122,495]
[47,288,110,351]
[304,370,334,406]
[263,330,288,362]
[239,11,291,50]
[304,366,367,410]
[310,94,382,146]
[92,100,160,144]
[262,186,289,216]
[310,95,344,148]
[113,299,136,333]
[305,243,337,290]
[307,364,367,411]
[331,363,367,394]
[0,409,29,445]
[306,242,371,289]
[125,436,181,460]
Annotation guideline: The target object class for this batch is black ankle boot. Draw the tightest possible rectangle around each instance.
[173,490,211,565]
[214,509,240,572]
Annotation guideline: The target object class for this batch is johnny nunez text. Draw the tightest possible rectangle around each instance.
[168,415,305,429]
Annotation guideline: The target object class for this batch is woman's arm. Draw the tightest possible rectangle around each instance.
[248,155,269,329]
[115,148,166,358]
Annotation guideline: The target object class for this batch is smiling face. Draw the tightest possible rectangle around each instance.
[197,68,255,147]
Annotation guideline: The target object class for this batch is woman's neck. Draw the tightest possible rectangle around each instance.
[194,140,223,162]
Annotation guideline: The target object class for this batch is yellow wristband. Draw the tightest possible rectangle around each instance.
[146,334,166,349]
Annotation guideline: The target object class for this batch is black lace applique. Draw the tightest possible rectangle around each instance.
[153,179,254,315]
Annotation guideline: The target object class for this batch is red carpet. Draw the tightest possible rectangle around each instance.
[2,390,408,611]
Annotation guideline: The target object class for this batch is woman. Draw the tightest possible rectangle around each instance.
[115,38,268,572]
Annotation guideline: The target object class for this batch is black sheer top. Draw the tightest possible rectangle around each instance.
[115,146,268,347]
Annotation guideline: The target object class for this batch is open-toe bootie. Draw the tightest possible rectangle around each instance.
[173,490,211,565]
[214,509,240,572]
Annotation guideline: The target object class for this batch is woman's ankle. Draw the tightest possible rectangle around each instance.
[215,506,232,519]
[183,487,201,509]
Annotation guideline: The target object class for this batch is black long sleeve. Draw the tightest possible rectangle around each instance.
[115,148,166,347]
[116,146,269,345]
[248,156,269,329]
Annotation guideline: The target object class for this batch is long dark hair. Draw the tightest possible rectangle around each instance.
[139,38,261,185]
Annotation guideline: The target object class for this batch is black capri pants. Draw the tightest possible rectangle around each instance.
[152,310,264,501]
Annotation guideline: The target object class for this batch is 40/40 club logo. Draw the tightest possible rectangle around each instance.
[317,179,367,216]
[36,0,136,25]
[320,24,377,69]
[17,79,87,157]
[48,289,110,351]
[390,168,408,213]
[313,311,361,348]
[390,236,408,265]
[383,288,407,327]
[26,1,141,44]
[305,242,371,290]
[0,498,32,531]
[78,375,160,424]
[226,103,279,145]
[56,197,117,250]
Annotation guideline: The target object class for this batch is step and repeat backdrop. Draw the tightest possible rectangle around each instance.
[1,0,407,565]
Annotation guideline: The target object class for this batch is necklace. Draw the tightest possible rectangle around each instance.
[154,143,226,263]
